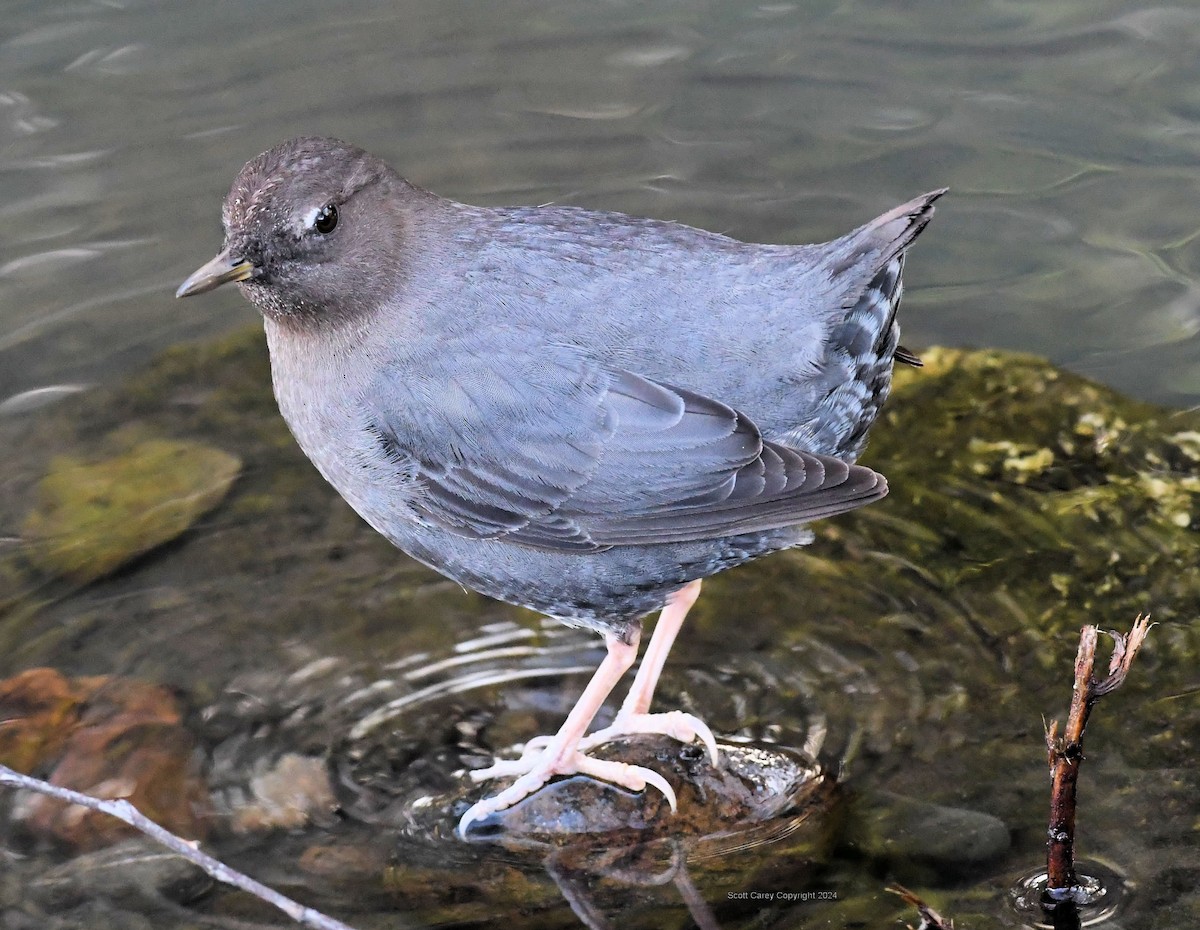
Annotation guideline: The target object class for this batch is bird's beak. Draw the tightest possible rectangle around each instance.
[175,249,256,298]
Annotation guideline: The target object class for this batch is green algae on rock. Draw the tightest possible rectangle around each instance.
[852,345,1200,635]
[22,438,240,584]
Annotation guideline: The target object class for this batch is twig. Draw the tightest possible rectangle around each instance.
[1043,616,1152,900]
[0,764,359,930]
[886,883,954,929]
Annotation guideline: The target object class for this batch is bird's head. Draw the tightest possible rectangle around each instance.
[177,136,416,326]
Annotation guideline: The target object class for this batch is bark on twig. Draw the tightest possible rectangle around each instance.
[1043,615,1151,899]
[0,764,359,930]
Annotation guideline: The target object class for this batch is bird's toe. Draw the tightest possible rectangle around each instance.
[580,710,721,766]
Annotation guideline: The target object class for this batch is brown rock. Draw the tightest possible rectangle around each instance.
[0,668,80,772]
[0,669,208,850]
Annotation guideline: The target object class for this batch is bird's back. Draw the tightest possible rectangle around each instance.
[404,189,943,462]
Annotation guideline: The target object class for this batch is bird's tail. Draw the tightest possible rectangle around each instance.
[801,189,945,461]
[823,188,947,304]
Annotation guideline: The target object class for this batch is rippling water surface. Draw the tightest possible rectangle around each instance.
[5,0,1200,406]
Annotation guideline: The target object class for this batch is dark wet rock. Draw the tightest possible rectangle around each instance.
[452,739,825,841]
[27,838,212,910]
[22,435,240,585]
[846,789,1010,871]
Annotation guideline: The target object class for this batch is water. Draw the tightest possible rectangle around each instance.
[5,0,1200,407]
[2,1,1200,928]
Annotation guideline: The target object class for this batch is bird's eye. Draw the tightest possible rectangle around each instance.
[313,204,339,235]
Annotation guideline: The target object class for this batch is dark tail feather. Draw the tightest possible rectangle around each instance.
[825,188,947,302]
[829,190,944,369]
[862,188,947,266]
[813,190,944,460]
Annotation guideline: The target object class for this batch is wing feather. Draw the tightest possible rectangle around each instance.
[368,348,886,552]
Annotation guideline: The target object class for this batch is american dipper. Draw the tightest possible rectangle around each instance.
[177,137,943,835]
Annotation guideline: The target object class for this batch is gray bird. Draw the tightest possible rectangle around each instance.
[177,136,943,835]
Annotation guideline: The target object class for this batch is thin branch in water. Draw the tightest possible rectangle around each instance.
[886,883,954,929]
[1043,615,1152,901]
[0,764,360,930]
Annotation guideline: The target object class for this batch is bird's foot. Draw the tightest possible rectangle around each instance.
[522,710,720,766]
[459,745,677,836]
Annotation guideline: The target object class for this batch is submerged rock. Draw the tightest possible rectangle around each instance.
[22,436,240,585]
[28,838,212,911]
[0,668,208,851]
[847,789,1010,871]
[880,348,1199,605]
[228,752,337,833]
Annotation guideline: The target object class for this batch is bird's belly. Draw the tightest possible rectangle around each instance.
[275,372,807,629]
[265,331,814,632]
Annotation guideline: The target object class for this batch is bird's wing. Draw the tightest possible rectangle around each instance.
[367,344,886,552]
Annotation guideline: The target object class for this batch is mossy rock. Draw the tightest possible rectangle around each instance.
[848,346,1200,633]
[22,438,241,584]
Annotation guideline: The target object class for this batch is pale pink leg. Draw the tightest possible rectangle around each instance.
[619,579,702,715]
[459,628,677,836]
[577,580,719,764]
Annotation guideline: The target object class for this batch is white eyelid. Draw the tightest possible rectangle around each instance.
[301,205,324,229]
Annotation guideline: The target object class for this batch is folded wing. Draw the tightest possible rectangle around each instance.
[368,346,886,552]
